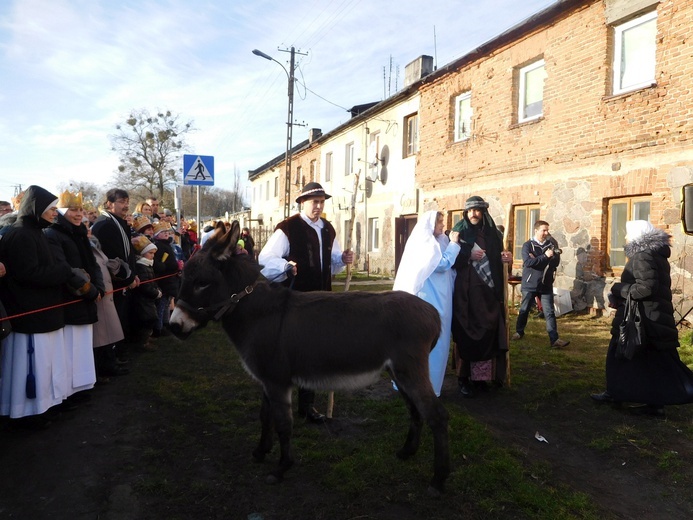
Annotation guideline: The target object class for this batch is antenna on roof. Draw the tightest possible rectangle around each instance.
[433,25,438,70]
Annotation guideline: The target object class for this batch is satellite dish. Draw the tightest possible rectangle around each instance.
[379,145,389,185]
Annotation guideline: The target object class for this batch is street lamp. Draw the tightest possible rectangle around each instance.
[253,47,296,219]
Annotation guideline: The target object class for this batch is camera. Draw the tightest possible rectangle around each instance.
[549,244,563,255]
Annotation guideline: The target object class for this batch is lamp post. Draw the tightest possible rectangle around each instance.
[253,47,296,219]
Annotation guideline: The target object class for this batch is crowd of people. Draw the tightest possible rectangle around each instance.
[394,195,693,416]
[1,183,692,431]
[0,186,210,429]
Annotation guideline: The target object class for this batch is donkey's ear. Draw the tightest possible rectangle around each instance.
[209,220,241,261]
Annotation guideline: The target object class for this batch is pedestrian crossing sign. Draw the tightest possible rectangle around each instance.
[183,155,214,186]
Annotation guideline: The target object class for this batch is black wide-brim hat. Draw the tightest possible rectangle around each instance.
[296,182,332,204]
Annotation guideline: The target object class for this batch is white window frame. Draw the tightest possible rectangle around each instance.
[612,10,657,95]
[345,143,354,176]
[265,180,270,201]
[404,113,419,157]
[454,92,473,141]
[324,152,332,182]
[368,217,380,252]
[274,176,278,198]
[518,59,546,123]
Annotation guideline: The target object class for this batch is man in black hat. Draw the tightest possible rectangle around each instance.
[451,195,512,398]
[258,182,354,423]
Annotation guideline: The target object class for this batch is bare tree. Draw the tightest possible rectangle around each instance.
[110,109,194,198]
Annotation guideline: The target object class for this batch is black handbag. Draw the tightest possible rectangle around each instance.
[617,292,646,360]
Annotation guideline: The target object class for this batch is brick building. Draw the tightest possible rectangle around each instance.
[249,0,693,314]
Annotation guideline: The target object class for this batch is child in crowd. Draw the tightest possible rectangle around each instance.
[130,235,162,351]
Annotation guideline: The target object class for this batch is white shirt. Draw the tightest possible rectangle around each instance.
[259,213,346,283]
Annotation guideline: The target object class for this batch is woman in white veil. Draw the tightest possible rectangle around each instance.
[394,211,461,396]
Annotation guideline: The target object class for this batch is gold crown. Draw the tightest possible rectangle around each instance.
[152,220,173,235]
[57,190,83,209]
[131,235,155,254]
[133,216,153,232]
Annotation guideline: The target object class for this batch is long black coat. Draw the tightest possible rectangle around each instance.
[605,228,693,405]
[0,186,72,333]
[610,228,678,350]
[45,213,103,325]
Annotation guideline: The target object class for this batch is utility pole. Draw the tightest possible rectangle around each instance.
[281,46,296,219]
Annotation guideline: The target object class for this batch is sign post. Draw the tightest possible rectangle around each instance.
[183,155,215,241]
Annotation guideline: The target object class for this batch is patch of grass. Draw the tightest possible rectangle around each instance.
[124,292,693,519]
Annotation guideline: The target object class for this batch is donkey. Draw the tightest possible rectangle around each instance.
[169,221,450,495]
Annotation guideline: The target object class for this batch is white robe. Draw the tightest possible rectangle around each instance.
[63,324,96,395]
[0,330,67,418]
[393,211,461,396]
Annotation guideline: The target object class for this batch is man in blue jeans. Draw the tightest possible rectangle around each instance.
[512,220,570,348]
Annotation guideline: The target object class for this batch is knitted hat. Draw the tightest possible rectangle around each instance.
[132,235,157,256]
[625,220,655,242]
[152,220,173,236]
[296,182,332,204]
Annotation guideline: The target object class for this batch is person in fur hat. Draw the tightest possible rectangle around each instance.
[591,221,693,416]
[151,221,180,337]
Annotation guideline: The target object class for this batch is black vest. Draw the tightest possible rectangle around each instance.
[276,215,336,291]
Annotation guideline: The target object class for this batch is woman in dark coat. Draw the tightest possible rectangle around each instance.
[45,191,102,398]
[591,220,693,416]
[0,185,80,421]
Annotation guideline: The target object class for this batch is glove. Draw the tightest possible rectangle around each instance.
[67,268,92,297]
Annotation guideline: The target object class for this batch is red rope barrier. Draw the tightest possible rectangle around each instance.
[0,272,180,323]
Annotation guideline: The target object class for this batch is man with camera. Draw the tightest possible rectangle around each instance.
[512,220,570,348]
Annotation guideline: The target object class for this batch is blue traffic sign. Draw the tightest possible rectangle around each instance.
[184,155,214,186]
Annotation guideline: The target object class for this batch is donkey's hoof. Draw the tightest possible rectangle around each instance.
[265,473,282,485]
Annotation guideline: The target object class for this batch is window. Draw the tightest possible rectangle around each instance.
[325,152,333,182]
[449,210,464,229]
[613,11,657,95]
[368,217,380,252]
[513,204,541,261]
[295,166,302,186]
[345,143,354,176]
[454,92,473,141]
[265,180,270,201]
[368,131,380,180]
[274,176,278,197]
[518,59,546,123]
[404,113,419,157]
[607,196,651,268]
[310,160,316,182]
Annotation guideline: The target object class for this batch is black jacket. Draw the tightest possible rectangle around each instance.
[45,213,103,325]
[610,228,678,351]
[0,186,72,333]
[520,238,560,294]
[153,238,181,297]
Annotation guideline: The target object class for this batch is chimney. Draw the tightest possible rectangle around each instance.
[404,55,434,87]
[309,128,322,143]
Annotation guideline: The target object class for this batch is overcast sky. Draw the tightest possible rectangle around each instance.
[0,0,557,202]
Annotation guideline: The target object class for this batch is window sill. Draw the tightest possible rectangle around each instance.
[603,82,657,102]
[508,116,544,130]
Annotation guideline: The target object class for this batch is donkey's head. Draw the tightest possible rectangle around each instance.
[169,220,260,338]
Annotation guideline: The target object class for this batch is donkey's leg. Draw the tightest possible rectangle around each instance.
[407,383,450,496]
[394,385,423,460]
[252,391,274,462]
[265,385,294,485]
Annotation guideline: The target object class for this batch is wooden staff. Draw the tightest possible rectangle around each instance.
[326,171,360,418]
[502,222,512,388]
